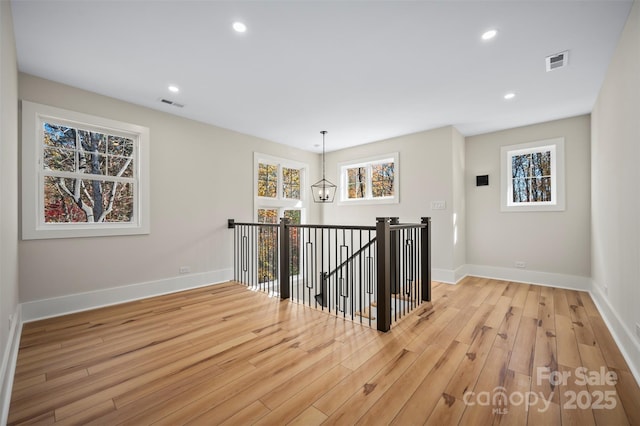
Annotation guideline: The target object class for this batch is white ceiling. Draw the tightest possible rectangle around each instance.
[11,0,632,152]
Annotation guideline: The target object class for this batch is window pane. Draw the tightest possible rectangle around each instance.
[108,135,134,157]
[283,209,301,224]
[43,122,76,149]
[44,177,86,223]
[284,209,301,276]
[108,155,134,177]
[43,147,75,172]
[347,167,367,199]
[371,162,394,197]
[83,152,107,175]
[531,151,551,176]
[512,153,529,179]
[257,208,278,283]
[530,177,552,202]
[258,163,278,198]
[512,177,528,203]
[43,177,133,223]
[257,208,278,224]
[511,150,553,203]
[102,181,134,222]
[282,167,301,199]
[78,129,107,154]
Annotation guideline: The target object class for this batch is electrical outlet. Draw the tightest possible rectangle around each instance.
[636,323,640,340]
[515,261,526,269]
[179,266,190,274]
[8,314,14,330]
[431,201,446,210]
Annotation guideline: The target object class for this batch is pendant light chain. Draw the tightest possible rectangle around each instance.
[311,130,337,203]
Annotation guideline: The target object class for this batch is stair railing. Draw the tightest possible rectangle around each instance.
[229,217,431,332]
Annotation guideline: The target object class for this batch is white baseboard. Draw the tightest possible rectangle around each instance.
[1,305,22,426]
[465,264,591,291]
[21,268,233,322]
[589,282,640,387]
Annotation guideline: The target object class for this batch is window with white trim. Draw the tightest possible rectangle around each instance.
[500,138,565,212]
[21,101,150,239]
[338,153,399,204]
[254,153,307,283]
[254,153,307,214]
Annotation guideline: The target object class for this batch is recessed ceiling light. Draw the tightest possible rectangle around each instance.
[481,29,498,41]
[233,22,247,33]
[504,92,516,100]
[168,85,179,93]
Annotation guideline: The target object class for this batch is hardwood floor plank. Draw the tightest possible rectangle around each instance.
[558,364,596,426]
[457,345,511,426]
[287,406,327,425]
[577,343,630,425]
[555,314,582,369]
[254,365,352,425]
[355,344,446,425]
[391,340,469,425]
[323,349,418,425]
[507,316,537,376]
[218,400,270,426]
[523,287,542,318]
[614,368,640,426]
[8,278,638,426]
[588,314,630,371]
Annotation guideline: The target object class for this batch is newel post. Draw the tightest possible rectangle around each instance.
[376,217,391,332]
[279,217,291,299]
[421,217,431,301]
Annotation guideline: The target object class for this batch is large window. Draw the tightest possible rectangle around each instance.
[500,138,565,212]
[21,101,150,239]
[339,153,399,204]
[254,153,307,210]
[254,153,307,284]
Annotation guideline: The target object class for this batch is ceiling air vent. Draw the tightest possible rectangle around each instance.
[545,51,569,72]
[160,98,184,108]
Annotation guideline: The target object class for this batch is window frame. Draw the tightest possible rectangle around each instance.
[500,137,565,212]
[253,152,307,212]
[338,152,399,205]
[21,101,150,240]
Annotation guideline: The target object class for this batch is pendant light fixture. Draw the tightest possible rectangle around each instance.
[311,131,337,203]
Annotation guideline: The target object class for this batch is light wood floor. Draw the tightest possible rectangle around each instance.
[8,277,640,425]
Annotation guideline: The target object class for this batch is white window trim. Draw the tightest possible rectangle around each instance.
[338,152,399,205]
[500,137,565,212]
[253,152,308,219]
[21,101,150,239]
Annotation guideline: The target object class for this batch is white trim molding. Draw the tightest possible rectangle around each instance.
[1,305,22,426]
[21,268,232,322]
[500,137,565,212]
[590,281,640,386]
[21,100,151,240]
[465,264,591,291]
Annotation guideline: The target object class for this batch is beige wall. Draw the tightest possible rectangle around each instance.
[321,126,464,282]
[18,74,320,302]
[591,0,640,377]
[466,115,591,283]
[0,0,20,417]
